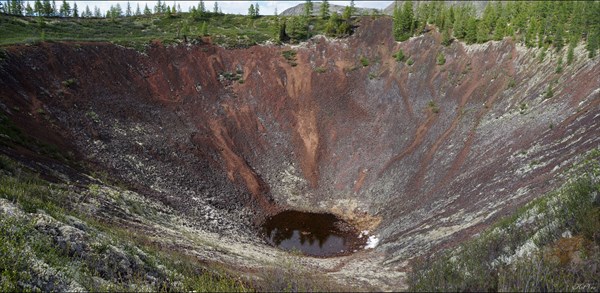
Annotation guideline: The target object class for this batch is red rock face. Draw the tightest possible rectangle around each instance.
[0,17,599,264]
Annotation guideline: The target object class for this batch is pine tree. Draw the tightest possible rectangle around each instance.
[126,1,132,17]
[25,2,34,16]
[584,1,600,58]
[198,0,205,15]
[277,17,288,42]
[154,0,162,14]
[394,1,414,41]
[320,0,330,19]
[493,16,507,41]
[304,0,313,18]
[213,1,218,14]
[113,3,123,17]
[34,0,42,16]
[342,5,351,20]
[325,11,340,36]
[42,0,51,16]
[476,21,489,43]
[59,0,70,17]
[84,5,91,17]
[72,2,78,18]
[567,38,576,65]
[556,55,563,73]
[51,0,57,16]
[144,4,151,16]
[465,17,477,44]
[554,23,565,52]
[441,27,451,46]
[287,16,308,41]
[248,4,255,18]
[393,2,401,41]
[165,5,172,18]
[135,3,141,16]
[93,6,100,17]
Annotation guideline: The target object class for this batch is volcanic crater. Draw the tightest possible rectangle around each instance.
[1,18,599,289]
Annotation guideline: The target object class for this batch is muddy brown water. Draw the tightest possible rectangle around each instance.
[261,210,367,257]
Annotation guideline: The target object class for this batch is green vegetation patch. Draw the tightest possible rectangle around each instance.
[393,49,405,62]
[360,56,369,67]
[282,49,298,66]
[392,1,600,59]
[0,154,250,292]
[408,149,600,292]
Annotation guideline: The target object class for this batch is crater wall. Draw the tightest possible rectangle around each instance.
[1,17,599,289]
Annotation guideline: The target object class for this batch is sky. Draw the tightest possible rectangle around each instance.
[23,1,393,15]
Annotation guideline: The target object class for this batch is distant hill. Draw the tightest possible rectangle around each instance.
[383,1,489,16]
[280,2,382,17]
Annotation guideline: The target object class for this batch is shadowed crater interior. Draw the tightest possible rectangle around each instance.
[262,210,367,257]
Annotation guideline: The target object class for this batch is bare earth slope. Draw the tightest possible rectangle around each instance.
[1,17,599,289]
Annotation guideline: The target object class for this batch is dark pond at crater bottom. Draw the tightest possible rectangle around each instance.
[261,210,366,257]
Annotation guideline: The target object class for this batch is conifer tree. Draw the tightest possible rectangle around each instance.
[342,5,351,20]
[84,5,91,17]
[325,11,340,36]
[59,0,70,17]
[320,0,330,20]
[198,0,205,15]
[126,1,132,17]
[34,0,43,16]
[304,0,313,18]
[465,17,477,44]
[441,27,451,46]
[25,2,33,16]
[51,0,57,16]
[493,16,507,41]
[567,39,576,65]
[393,3,401,41]
[248,4,255,18]
[394,1,414,41]
[277,17,288,42]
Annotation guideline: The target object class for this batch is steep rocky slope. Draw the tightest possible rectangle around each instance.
[0,17,599,290]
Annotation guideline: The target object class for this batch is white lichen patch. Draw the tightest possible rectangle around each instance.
[365,235,380,249]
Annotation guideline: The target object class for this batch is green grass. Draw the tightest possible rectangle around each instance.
[0,13,357,50]
[408,149,600,292]
[360,56,369,67]
[314,66,326,73]
[436,51,446,65]
[427,100,440,113]
[281,49,298,66]
[0,154,250,292]
[393,49,405,62]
